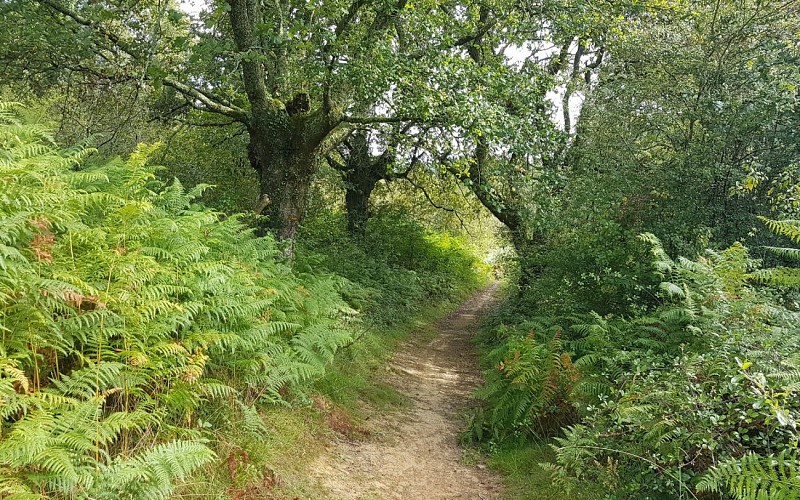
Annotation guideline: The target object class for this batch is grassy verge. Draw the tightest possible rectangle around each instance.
[487,442,561,499]
[314,293,469,415]
[181,282,482,498]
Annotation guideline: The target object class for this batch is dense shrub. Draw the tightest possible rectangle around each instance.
[518,222,660,317]
[472,232,800,498]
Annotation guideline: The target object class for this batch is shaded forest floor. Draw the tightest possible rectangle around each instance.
[309,284,504,499]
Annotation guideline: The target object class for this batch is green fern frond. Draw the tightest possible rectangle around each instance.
[763,246,800,261]
[697,451,800,500]
[760,217,800,244]
[753,268,800,288]
[91,440,215,499]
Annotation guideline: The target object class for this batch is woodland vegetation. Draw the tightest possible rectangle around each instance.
[0,0,799,498]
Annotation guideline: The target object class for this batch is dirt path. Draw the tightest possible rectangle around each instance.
[311,284,504,499]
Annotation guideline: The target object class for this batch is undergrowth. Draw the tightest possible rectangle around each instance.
[470,232,800,499]
[0,103,485,497]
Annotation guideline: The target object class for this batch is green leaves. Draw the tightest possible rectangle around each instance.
[90,440,216,500]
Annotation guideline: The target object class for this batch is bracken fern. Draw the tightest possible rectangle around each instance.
[0,103,354,497]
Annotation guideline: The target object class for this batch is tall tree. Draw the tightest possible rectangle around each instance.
[414,3,614,288]
[427,1,671,289]
[8,0,409,243]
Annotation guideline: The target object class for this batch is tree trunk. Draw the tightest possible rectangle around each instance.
[229,0,341,251]
[259,156,313,243]
[332,131,391,239]
[246,119,324,248]
[452,138,545,293]
[344,173,378,239]
[510,232,542,292]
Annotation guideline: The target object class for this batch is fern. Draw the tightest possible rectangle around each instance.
[0,102,361,496]
[477,228,800,497]
[89,440,215,499]
[697,451,800,500]
[759,217,800,244]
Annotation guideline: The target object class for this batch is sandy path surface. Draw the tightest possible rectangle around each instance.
[311,284,503,499]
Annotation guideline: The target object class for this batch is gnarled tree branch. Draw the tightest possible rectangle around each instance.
[162,78,249,122]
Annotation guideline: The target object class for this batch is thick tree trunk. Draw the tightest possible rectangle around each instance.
[332,132,391,239]
[260,159,313,242]
[247,123,319,246]
[344,174,378,239]
[229,0,341,250]
[244,101,341,252]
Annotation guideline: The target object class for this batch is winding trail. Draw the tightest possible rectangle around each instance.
[312,284,503,499]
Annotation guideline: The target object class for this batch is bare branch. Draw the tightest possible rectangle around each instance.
[148,102,190,123]
[548,41,572,75]
[402,176,453,213]
[211,126,248,148]
[36,0,126,48]
[401,175,468,230]
[452,5,495,48]
[586,47,605,69]
[335,0,367,38]
[325,153,345,171]
[175,118,239,127]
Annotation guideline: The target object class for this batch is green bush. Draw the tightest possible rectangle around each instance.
[298,208,484,326]
[474,230,800,498]
[516,220,659,317]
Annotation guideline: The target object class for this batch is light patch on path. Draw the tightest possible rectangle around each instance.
[311,284,503,499]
